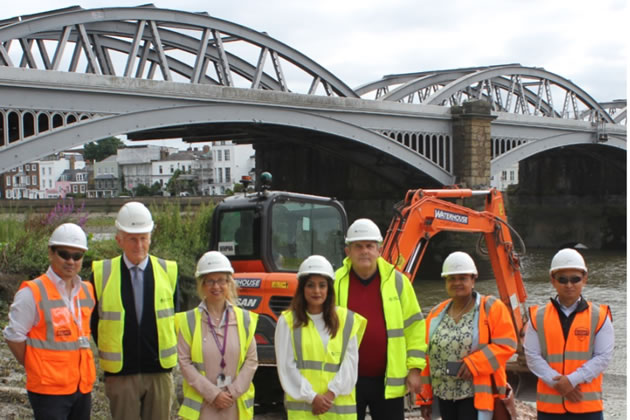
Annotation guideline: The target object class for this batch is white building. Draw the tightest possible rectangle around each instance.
[39,153,85,199]
[117,145,177,192]
[491,163,519,191]
[211,141,255,194]
[153,147,213,195]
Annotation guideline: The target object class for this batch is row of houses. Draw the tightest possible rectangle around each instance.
[1,142,255,199]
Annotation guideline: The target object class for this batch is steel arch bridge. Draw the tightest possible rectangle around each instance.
[0,5,626,184]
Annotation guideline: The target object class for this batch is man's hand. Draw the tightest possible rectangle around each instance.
[420,404,432,420]
[406,368,422,394]
[212,391,234,409]
[456,362,473,381]
[552,375,583,402]
[311,393,333,415]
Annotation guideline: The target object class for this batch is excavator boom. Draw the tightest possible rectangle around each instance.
[381,188,528,332]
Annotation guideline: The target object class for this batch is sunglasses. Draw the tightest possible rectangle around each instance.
[55,249,85,261]
[555,275,582,284]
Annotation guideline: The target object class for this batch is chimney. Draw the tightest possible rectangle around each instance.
[203,145,210,153]
[160,147,169,160]
[70,155,75,170]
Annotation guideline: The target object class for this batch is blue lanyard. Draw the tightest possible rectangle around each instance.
[206,308,229,371]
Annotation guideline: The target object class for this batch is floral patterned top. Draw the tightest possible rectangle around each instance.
[428,308,475,400]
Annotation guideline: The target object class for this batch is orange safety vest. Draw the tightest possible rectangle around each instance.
[417,294,517,411]
[529,301,610,414]
[21,274,96,395]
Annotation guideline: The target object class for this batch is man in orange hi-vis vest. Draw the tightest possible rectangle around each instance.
[524,248,614,420]
[3,223,96,420]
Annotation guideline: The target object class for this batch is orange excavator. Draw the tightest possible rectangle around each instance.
[209,176,529,407]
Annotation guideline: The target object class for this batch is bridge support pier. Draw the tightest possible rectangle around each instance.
[451,101,496,188]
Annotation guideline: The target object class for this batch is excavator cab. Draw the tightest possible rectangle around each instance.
[209,186,347,363]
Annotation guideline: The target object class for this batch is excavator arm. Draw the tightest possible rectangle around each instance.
[381,188,528,332]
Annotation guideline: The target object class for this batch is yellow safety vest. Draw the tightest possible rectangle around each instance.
[282,306,367,419]
[92,255,178,372]
[176,305,258,420]
[335,256,426,399]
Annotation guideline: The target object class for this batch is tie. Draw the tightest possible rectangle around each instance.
[131,266,144,324]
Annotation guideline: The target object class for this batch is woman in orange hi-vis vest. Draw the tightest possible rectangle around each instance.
[417,252,517,420]
[2,223,96,420]
[524,249,613,420]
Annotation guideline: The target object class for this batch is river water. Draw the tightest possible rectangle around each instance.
[411,248,627,418]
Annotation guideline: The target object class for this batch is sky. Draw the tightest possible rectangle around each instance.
[2,0,627,149]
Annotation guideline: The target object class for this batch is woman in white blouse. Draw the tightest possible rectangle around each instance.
[176,251,258,420]
[275,255,366,419]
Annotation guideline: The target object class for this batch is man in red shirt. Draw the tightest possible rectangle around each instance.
[334,218,426,420]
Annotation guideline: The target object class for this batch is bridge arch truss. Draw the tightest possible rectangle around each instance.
[356,64,621,125]
[0,5,357,97]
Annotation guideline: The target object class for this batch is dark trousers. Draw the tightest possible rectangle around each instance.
[356,376,404,420]
[436,396,477,420]
[538,411,604,420]
[28,390,91,420]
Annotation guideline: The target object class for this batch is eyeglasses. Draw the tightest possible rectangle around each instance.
[55,249,84,261]
[203,278,227,287]
[555,275,582,284]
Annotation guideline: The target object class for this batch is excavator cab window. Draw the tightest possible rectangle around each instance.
[217,209,259,258]
[270,201,345,271]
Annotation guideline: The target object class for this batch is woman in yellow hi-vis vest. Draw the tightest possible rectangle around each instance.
[176,251,258,420]
[275,255,367,419]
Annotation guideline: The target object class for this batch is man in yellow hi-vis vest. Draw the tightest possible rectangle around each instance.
[90,202,179,420]
[334,219,427,420]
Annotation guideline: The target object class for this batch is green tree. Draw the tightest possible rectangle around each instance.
[83,137,124,162]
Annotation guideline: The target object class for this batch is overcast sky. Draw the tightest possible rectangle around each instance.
[2,0,627,148]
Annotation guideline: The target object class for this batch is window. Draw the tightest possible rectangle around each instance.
[170,165,174,174]
[188,165,191,173]
[224,150,230,161]
[6,190,11,198]
[26,177,30,186]
[41,167,45,175]
[32,175,37,185]
[501,171,507,181]
[159,165,163,174]
[80,185,85,193]
[73,185,78,193]
[48,167,52,175]
[42,181,45,189]
[509,171,515,181]
[218,168,223,183]
[217,150,222,161]
[225,167,231,183]
[6,177,10,186]
[26,164,30,171]
[49,180,52,188]
[270,201,346,270]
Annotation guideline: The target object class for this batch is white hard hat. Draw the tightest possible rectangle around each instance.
[48,223,88,251]
[297,255,335,281]
[441,251,478,277]
[550,248,587,275]
[115,202,154,233]
[345,218,383,243]
[195,251,234,277]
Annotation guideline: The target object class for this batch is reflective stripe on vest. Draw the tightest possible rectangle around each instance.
[93,255,177,372]
[531,302,608,414]
[22,275,96,394]
[177,305,257,420]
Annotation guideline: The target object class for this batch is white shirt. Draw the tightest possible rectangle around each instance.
[274,311,359,403]
[523,297,614,388]
[3,267,83,342]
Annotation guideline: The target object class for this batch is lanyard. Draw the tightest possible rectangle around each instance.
[206,308,229,371]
